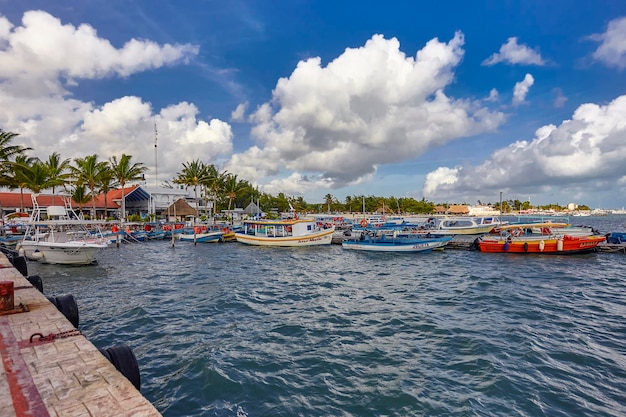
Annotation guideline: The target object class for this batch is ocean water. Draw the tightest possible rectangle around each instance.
[28,216,626,417]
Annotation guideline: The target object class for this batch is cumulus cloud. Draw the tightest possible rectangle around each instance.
[589,16,626,69]
[0,11,198,85]
[512,73,534,106]
[224,32,505,192]
[423,94,626,200]
[230,102,248,122]
[486,88,499,102]
[0,11,231,184]
[482,37,546,66]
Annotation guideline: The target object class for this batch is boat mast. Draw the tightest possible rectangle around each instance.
[154,120,158,188]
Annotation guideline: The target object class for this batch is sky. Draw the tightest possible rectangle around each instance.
[1,1,626,208]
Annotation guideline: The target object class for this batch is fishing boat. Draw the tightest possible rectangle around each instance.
[16,195,109,265]
[235,218,334,247]
[430,216,500,235]
[474,223,606,254]
[178,226,224,243]
[342,230,453,252]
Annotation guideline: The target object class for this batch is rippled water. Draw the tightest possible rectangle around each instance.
[28,216,626,417]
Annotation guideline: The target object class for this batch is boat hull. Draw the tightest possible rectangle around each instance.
[235,229,334,246]
[17,241,107,265]
[342,236,452,252]
[178,231,224,243]
[477,235,606,254]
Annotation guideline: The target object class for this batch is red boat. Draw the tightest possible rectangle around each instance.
[476,223,606,254]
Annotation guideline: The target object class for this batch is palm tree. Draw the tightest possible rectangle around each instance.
[7,155,39,211]
[324,194,334,213]
[71,154,109,219]
[173,160,210,221]
[109,154,147,222]
[0,130,31,187]
[97,169,117,220]
[43,152,71,204]
[17,159,54,194]
[70,184,92,217]
[203,164,227,220]
[223,174,249,221]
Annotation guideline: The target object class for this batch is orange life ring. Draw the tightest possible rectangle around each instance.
[111,225,119,233]
[360,219,368,227]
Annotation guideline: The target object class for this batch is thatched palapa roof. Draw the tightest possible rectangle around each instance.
[165,198,198,217]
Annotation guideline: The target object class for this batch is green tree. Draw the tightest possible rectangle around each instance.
[0,130,31,187]
[109,154,147,222]
[70,184,92,217]
[203,164,227,219]
[173,159,210,221]
[71,154,109,219]
[224,173,248,213]
[6,155,39,211]
[97,168,118,220]
[16,159,54,194]
[43,152,71,204]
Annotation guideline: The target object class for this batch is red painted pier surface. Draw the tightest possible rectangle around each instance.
[0,254,162,417]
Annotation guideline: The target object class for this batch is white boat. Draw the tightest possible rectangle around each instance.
[235,218,334,247]
[429,216,500,235]
[16,195,109,265]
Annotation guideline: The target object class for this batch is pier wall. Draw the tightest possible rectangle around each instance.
[0,254,162,417]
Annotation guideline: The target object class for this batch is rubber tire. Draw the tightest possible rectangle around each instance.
[26,275,44,293]
[12,255,28,277]
[46,294,79,328]
[99,344,141,391]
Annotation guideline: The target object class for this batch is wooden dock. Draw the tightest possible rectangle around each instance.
[0,254,162,417]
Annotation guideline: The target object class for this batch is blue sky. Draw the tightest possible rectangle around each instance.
[1,1,626,208]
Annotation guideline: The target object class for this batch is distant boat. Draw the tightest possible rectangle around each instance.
[178,226,224,243]
[342,231,452,252]
[16,195,109,265]
[475,223,605,254]
[430,216,500,235]
[235,218,334,247]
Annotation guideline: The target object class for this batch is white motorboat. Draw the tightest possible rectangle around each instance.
[16,195,109,265]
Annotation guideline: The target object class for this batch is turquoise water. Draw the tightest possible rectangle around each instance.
[28,216,626,417]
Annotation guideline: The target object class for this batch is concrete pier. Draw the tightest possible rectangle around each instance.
[0,254,162,417]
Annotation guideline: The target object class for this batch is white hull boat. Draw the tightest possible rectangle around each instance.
[16,195,109,265]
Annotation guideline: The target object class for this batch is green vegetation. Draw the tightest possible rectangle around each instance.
[0,128,579,217]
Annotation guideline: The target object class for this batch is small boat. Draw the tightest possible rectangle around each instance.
[598,231,626,253]
[235,218,334,247]
[431,216,500,235]
[16,195,109,265]
[178,226,224,243]
[475,223,606,254]
[342,230,452,252]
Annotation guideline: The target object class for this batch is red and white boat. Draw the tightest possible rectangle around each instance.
[475,223,606,254]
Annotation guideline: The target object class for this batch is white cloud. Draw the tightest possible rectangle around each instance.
[512,73,534,106]
[553,88,567,108]
[589,16,626,69]
[0,10,198,102]
[423,94,626,201]
[482,37,546,66]
[224,32,505,192]
[230,102,248,122]
[0,11,228,184]
[486,88,499,102]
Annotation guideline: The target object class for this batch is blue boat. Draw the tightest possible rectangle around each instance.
[342,231,453,252]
